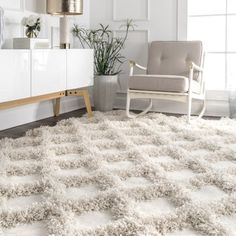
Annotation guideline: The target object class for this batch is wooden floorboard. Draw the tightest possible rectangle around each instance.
[0,109,87,139]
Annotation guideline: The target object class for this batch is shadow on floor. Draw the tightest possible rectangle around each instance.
[0,109,87,139]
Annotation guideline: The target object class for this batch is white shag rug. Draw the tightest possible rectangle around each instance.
[1,111,236,236]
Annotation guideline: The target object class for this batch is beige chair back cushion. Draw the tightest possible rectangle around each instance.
[147,41,203,81]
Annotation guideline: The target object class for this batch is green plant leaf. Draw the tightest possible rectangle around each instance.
[72,19,136,75]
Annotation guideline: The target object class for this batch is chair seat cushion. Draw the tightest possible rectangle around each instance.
[129,75,200,93]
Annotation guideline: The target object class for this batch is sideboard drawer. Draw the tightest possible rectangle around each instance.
[31,50,67,96]
[0,50,30,103]
[66,49,94,90]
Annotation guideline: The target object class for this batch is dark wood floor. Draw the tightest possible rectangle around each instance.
[0,109,219,140]
[0,109,87,139]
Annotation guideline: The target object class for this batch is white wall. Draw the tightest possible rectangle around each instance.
[90,0,229,117]
[0,0,90,130]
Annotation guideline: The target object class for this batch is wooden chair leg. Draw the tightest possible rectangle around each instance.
[187,95,192,123]
[83,90,93,117]
[126,92,152,118]
[54,98,61,117]
[126,92,133,118]
[197,99,206,119]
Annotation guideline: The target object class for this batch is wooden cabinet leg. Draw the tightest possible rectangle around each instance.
[54,98,61,117]
[83,90,93,117]
[66,89,93,118]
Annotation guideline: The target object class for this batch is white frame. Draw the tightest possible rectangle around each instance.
[0,0,24,11]
[112,0,150,21]
[113,29,150,42]
[187,0,236,90]
[126,53,206,123]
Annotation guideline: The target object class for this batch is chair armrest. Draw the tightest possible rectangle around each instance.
[129,60,147,76]
[190,62,203,72]
[189,62,205,95]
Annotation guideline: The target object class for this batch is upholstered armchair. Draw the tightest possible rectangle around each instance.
[126,41,205,122]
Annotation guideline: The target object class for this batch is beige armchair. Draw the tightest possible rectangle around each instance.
[126,41,206,122]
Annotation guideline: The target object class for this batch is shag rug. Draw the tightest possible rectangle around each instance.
[1,111,236,236]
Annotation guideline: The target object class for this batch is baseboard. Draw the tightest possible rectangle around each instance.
[0,96,86,131]
[114,92,230,117]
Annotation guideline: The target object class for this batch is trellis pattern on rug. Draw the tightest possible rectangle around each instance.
[1,111,236,235]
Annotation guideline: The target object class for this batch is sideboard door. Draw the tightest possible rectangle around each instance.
[31,50,67,96]
[66,49,94,90]
[0,50,30,103]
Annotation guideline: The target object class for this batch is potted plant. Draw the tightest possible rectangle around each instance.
[72,20,134,112]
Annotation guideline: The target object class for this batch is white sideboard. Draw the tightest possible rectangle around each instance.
[67,49,94,90]
[0,50,31,103]
[31,50,67,96]
[0,49,94,117]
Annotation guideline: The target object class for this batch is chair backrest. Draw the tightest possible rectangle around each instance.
[147,41,203,81]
